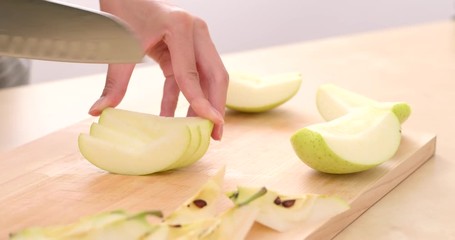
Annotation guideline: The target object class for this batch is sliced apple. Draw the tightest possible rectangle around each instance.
[201,187,267,239]
[164,167,225,225]
[173,121,213,169]
[77,211,161,240]
[159,186,266,240]
[97,108,213,170]
[9,210,163,240]
[89,123,144,148]
[78,108,214,175]
[316,83,411,123]
[226,72,302,112]
[229,186,350,232]
[140,224,169,240]
[291,107,402,174]
[9,210,130,239]
[155,218,219,240]
[79,124,191,175]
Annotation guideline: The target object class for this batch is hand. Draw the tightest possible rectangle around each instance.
[90,0,228,140]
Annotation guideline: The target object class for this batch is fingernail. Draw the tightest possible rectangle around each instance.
[210,107,224,125]
[89,97,105,116]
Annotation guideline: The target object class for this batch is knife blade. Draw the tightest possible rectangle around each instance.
[0,0,144,63]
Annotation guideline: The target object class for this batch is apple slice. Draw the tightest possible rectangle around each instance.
[9,210,129,239]
[164,167,225,225]
[78,108,214,175]
[140,224,169,240]
[291,107,402,174]
[201,187,267,239]
[161,186,266,240]
[89,123,144,148]
[226,72,302,112]
[174,121,213,169]
[151,218,219,240]
[78,124,191,175]
[229,186,350,232]
[10,210,163,240]
[77,211,161,240]
[98,108,213,170]
[316,83,411,123]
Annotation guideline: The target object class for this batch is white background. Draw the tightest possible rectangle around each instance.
[30,0,453,84]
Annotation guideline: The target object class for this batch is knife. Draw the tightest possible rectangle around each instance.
[0,0,144,63]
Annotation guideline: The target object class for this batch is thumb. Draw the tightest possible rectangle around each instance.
[89,63,135,116]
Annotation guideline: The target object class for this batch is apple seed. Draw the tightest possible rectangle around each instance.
[193,199,208,208]
[281,199,296,208]
[274,197,282,205]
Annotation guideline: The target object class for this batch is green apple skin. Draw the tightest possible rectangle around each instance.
[290,108,402,174]
[291,128,380,174]
[390,102,412,124]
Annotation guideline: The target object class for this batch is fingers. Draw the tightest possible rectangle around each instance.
[160,74,180,117]
[192,18,229,140]
[89,63,135,116]
[163,11,224,129]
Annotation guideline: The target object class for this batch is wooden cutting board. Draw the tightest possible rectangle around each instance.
[0,102,436,239]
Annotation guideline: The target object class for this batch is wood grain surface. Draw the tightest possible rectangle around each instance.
[0,99,436,239]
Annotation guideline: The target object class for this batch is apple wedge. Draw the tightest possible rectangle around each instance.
[78,108,213,175]
[291,107,402,174]
[316,83,411,123]
[78,126,191,176]
[226,72,302,112]
[229,186,349,232]
[97,108,214,171]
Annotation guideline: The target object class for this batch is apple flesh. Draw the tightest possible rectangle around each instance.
[291,107,402,174]
[229,186,349,232]
[164,167,225,225]
[202,187,267,240]
[316,83,411,123]
[78,108,213,175]
[76,211,160,240]
[163,168,265,240]
[9,210,163,240]
[97,108,214,171]
[226,72,302,112]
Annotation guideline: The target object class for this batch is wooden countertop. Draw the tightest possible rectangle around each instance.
[0,21,454,239]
